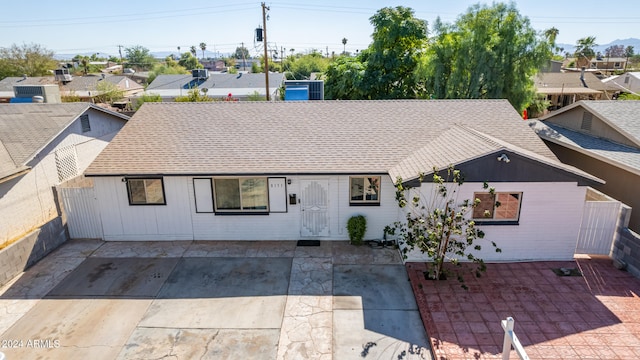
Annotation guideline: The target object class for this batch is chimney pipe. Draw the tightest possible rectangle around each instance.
[580,67,585,81]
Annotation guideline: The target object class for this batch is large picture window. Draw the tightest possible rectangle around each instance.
[127,178,166,205]
[350,176,380,205]
[473,192,522,222]
[214,177,268,212]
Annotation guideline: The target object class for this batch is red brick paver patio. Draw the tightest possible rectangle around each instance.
[407,258,640,360]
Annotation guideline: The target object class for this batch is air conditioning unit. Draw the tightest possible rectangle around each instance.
[12,85,61,103]
[192,69,209,80]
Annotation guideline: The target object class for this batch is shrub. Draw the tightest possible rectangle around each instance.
[347,215,367,245]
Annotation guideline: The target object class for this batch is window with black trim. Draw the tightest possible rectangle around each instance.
[213,177,268,212]
[127,178,166,205]
[349,176,380,205]
[80,114,91,132]
[473,192,522,222]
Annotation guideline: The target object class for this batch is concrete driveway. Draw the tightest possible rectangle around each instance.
[0,240,431,359]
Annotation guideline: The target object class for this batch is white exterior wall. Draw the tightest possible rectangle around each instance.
[0,109,126,243]
[94,175,403,241]
[402,182,587,262]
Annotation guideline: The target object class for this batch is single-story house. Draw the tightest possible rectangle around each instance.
[589,57,628,71]
[531,100,640,232]
[143,71,285,101]
[0,103,129,245]
[84,100,601,261]
[535,71,619,111]
[0,74,144,103]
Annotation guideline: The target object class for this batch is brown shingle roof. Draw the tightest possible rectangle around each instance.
[86,100,559,177]
[535,72,618,93]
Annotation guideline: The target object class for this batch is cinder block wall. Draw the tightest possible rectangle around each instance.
[0,217,68,287]
[613,228,640,279]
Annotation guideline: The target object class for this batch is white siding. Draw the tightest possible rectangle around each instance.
[402,182,587,262]
[94,177,192,240]
[94,174,402,241]
[0,110,126,243]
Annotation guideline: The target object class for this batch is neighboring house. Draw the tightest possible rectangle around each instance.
[84,100,601,262]
[0,103,129,244]
[200,59,226,72]
[143,71,285,101]
[603,72,640,95]
[531,100,640,232]
[535,70,619,111]
[589,57,628,71]
[0,74,144,103]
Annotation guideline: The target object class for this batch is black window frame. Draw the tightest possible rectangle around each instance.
[213,177,270,214]
[126,177,166,205]
[349,176,381,206]
[472,192,522,225]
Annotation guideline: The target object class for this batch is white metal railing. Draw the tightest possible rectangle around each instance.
[501,317,529,360]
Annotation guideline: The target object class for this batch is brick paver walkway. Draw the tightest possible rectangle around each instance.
[407,258,640,360]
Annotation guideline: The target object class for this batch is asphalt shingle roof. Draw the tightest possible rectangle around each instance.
[531,119,640,175]
[574,101,640,143]
[535,72,618,93]
[0,103,128,180]
[147,73,285,91]
[86,100,576,179]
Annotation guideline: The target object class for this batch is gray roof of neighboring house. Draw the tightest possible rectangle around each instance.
[145,73,285,97]
[531,119,640,176]
[85,100,597,184]
[539,100,640,147]
[0,74,142,98]
[535,72,618,94]
[0,103,128,181]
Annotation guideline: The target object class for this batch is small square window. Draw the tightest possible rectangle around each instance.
[473,192,522,222]
[127,178,166,205]
[80,114,91,132]
[350,176,380,205]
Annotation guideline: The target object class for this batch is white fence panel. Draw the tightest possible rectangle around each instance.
[59,187,103,239]
[576,201,621,255]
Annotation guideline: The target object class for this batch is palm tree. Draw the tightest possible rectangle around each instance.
[574,36,597,68]
[625,46,635,71]
[342,38,347,55]
[80,56,90,75]
[199,42,207,60]
[544,27,559,47]
[190,46,197,57]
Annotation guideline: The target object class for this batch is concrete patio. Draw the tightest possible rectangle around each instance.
[407,259,640,360]
[0,240,431,360]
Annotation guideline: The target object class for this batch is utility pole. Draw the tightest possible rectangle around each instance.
[118,45,123,63]
[241,42,246,71]
[262,2,270,101]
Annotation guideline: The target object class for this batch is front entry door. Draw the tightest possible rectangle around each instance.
[300,180,329,237]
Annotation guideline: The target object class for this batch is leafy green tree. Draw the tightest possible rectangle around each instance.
[147,57,190,84]
[284,52,330,80]
[234,46,250,59]
[393,166,501,287]
[190,46,197,57]
[324,55,367,99]
[574,36,597,67]
[364,6,428,99]
[177,52,203,70]
[251,61,262,73]
[0,43,57,79]
[418,3,551,112]
[125,45,156,70]
[324,6,427,99]
[134,93,162,110]
[174,87,213,102]
[94,81,125,104]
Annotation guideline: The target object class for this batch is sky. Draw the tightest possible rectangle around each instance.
[1,0,639,58]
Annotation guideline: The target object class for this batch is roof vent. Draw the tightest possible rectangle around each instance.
[581,112,593,131]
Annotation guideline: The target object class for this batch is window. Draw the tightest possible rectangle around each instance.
[80,114,91,132]
[127,178,166,205]
[213,177,268,212]
[614,62,621,68]
[350,176,381,205]
[473,192,522,222]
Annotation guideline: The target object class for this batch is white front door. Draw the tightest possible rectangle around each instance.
[300,180,329,237]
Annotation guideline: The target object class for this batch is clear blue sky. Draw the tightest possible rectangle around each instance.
[1,1,638,58]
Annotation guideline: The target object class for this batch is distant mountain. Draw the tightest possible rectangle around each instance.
[556,38,640,56]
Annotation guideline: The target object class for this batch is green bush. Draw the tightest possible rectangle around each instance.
[347,215,367,245]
